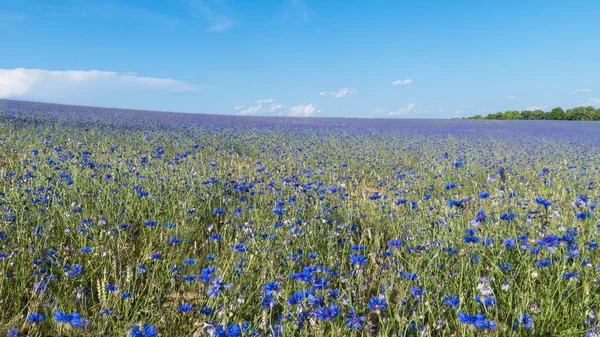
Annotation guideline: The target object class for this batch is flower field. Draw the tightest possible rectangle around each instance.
[1,99,600,336]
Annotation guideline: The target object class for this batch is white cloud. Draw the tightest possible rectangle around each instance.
[239,105,262,115]
[505,96,518,100]
[288,103,320,117]
[319,88,357,98]
[455,109,463,115]
[386,103,415,116]
[585,98,599,105]
[0,68,200,99]
[526,106,543,111]
[568,89,592,96]
[268,103,283,112]
[390,79,413,86]
[236,99,283,115]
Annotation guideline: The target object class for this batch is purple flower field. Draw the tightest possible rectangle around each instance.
[1,99,600,336]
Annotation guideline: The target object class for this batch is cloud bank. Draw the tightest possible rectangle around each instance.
[319,88,357,98]
[0,68,200,99]
[568,89,592,96]
[385,103,416,116]
[390,79,412,86]
[288,103,320,117]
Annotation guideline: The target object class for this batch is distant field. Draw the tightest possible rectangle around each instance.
[1,99,599,336]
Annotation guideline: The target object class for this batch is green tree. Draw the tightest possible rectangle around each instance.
[468,106,599,120]
[530,110,545,120]
[547,107,565,120]
[504,110,524,119]
[520,110,533,119]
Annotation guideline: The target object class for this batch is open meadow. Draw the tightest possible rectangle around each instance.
[1,100,600,336]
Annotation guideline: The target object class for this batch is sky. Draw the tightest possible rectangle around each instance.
[1,0,599,118]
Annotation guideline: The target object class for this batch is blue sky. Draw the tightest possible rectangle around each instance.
[1,0,599,118]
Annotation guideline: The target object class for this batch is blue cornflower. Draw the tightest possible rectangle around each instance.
[499,262,513,271]
[215,323,241,337]
[261,294,276,309]
[209,234,222,241]
[27,313,46,322]
[272,207,285,216]
[350,254,367,266]
[500,213,517,222]
[351,244,365,251]
[563,272,579,279]
[80,247,93,253]
[445,182,457,190]
[536,235,561,248]
[457,311,496,330]
[367,297,388,311]
[33,280,47,293]
[314,303,340,321]
[443,295,460,308]
[183,275,197,282]
[463,236,480,244]
[475,295,496,307]
[207,277,228,298]
[287,289,312,305]
[177,303,193,313]
[503,238,516,249]
[513,313,533,329]
[121,292,132,299]
[290,271,314,283]
[471,209,487,225]
[199,306,214,316]
[308,294,324,307]
[6,328,18,337]
[410,287,427,297]
[106,284,118,292]
[387,239,402,248]
[130,324,157,337]
[183,258,197,265]
[345,308,365,330]
[577,211,592,220]
[144,220,158,227]
[67,264,83,278]
[535,197,552,208]
[53,310,89,328]
[313,277,329,290]
[478,192,490,199]
[400,272,418,280]
[264,282,280,294]
[200,267,216,283]
[535,258,552,268]
[447,197,471,207]
[100,308,113,317]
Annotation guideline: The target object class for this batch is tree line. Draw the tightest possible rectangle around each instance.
[467,106,600,120]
